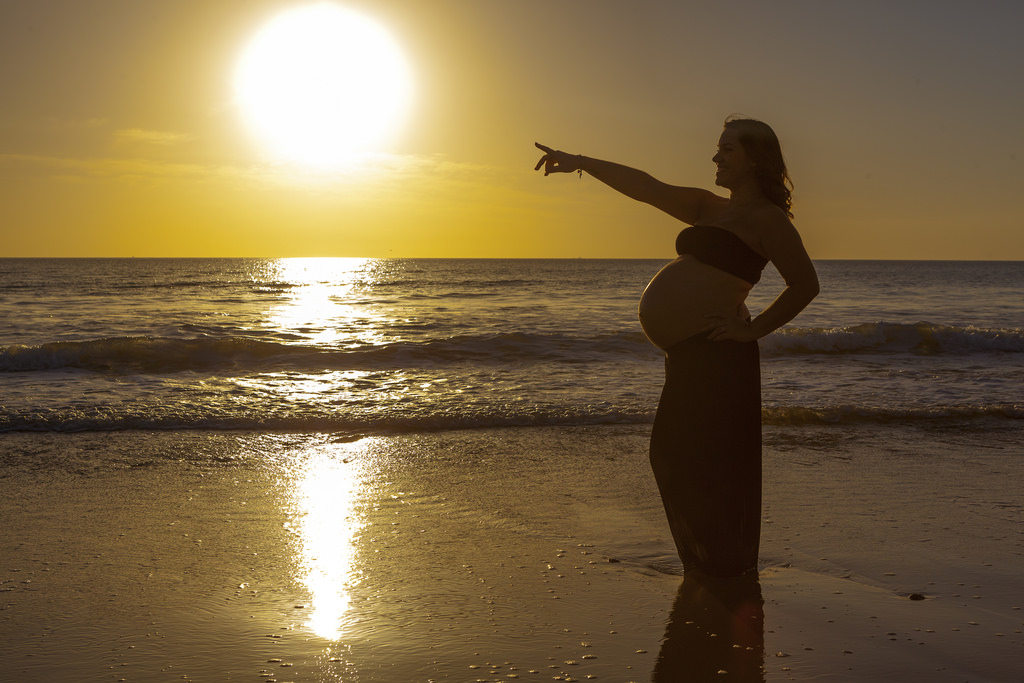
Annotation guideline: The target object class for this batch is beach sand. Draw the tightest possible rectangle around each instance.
[2,425,1022,682]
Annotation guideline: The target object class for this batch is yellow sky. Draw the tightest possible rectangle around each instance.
[2,0,1023,259]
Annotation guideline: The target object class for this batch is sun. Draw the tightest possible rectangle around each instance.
[234,3,413,168]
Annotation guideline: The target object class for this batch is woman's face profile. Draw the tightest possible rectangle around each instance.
[712,128,755,189]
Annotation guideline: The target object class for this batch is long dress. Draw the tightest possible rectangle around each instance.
[648,332,762,577]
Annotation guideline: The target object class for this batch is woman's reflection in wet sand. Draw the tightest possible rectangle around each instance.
[651,572,765,682]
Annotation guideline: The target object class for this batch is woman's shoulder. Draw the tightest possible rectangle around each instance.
[748,202,795,235]
[729,204,796,258]
[695,198,786,231]
[689,193,731,224]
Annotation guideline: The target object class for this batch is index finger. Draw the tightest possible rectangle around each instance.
[534,142,555,154]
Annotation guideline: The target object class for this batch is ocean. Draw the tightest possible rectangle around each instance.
[4,257,1024,682]
[2,257,1023,440]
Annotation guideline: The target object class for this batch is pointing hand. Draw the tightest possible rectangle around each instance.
[534,142,581,176]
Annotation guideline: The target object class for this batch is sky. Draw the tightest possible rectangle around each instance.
[2,0,1023,259]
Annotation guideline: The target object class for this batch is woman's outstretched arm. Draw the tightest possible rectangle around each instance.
[535,143,720,225]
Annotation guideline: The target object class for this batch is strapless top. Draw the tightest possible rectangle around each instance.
[676,225,768,286]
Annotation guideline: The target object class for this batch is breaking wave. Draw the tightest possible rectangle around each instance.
[2,401,1020,434]
[4,322,1021,375]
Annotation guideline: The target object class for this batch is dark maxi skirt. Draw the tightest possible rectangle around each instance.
[649,333,762,577]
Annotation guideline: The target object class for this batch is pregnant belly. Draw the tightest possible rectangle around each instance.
[638,256,751,350]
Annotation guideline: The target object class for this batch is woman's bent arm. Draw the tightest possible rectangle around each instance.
[747,277,819,339]
[747,215,819,338]
[704,210,819,343]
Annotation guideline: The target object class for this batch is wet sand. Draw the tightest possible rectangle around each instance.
[2,426,1022,681]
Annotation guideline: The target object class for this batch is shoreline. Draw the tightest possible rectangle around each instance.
[2,425,1022,681]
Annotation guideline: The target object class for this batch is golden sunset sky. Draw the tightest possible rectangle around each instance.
[2,0,1022,259]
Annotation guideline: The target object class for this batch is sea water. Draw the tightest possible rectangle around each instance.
[2,258,1022,437]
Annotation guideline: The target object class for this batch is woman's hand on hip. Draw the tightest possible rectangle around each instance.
[702,313,757,343]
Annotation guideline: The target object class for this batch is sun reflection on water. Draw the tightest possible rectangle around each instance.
[285,438,372,640]
[264,257,390,348]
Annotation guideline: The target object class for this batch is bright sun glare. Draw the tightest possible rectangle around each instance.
[235,3,413,168]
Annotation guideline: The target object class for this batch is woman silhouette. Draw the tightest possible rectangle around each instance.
[536,118,818,576]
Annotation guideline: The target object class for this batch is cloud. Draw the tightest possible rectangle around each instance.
[0,150,516,205]
[38,117,110,130]
[0,153,218,185]
[113,128,196,146]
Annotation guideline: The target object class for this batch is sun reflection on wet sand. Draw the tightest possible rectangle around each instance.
[285,439,372,640]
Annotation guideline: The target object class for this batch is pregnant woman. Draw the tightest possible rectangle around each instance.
[535,118,819,576]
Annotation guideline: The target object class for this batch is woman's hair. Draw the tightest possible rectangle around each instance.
[724,117,794,218]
